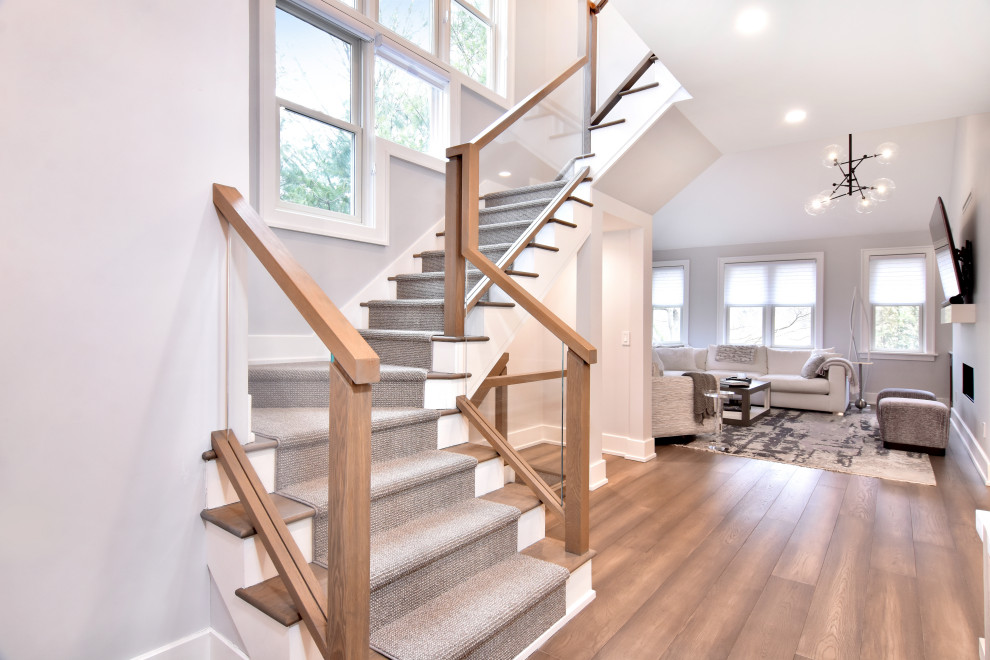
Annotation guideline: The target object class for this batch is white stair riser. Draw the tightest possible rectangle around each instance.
[438,413,469,448]
[206,447,276,509]
[517,506,546,551]
[424,378,467,409]
[476,457,506,496]
[206,519,313,588]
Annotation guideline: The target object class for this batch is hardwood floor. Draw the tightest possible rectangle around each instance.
[538,435,989,659]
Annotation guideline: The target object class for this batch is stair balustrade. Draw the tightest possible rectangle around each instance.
[212,184,379,660]
[443,55,597,556]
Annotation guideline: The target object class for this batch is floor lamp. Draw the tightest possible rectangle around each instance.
[848,287,872,410]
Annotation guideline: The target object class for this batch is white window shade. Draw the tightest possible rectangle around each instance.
[870,255,926,304]
[725,260,816,306]
[652,266,684,306]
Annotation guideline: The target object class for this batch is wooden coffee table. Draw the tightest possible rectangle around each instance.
[720,379,771,426]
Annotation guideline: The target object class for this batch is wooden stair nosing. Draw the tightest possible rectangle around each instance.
[431,335,490,343]
[520,537,596,573]
[236,563,327,627]
[480,482,542,514]
[202,438,278,462]
[444,442,500,464]
[618,81,660,97]
[201,494,316,539]
[588,118,626,131]
[426,371,472,380]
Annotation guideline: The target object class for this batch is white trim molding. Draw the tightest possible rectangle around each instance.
[951,408,990,486]
[130,629,248,660]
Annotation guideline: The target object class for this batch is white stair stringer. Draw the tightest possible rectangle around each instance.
[584,61,691,182]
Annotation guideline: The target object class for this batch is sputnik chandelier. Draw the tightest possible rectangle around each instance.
[804,134,898,215]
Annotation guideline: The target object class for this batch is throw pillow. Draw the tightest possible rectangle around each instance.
[651,350,664,377]
[655,346,698,371]
[800,353,829,379]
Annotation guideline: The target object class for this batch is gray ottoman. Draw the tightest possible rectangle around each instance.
[875,387,936,424]
[877,391,948,456]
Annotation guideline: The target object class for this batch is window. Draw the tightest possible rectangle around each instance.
[718,254,824,348]
[271,6,363,227]
[863,248,936,357]
[449,0,493,86]
[379,0,435,53]
[375,54,445,156]
[652,261,688,345]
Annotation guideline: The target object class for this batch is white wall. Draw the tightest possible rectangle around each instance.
[653,232,952,400]
[0,0,249,657]
[947,112,990,475]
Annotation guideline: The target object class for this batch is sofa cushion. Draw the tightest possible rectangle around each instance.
[766,348,813,375]
[706,345,767,374]
[764,374,830,395]
[800,353,829,378]
[655,346,699,371]
[651,349,664,377]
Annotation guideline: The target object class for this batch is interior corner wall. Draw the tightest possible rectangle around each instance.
[653,232,952,400]
[512,0,584,100]
[0,0,249,657]
[947,112,990,467]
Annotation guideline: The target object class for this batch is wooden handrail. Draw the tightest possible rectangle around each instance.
[211,430,330,656]
[482,370,567,388]
[465,167,590,312]
[590,51,657,127]
[213,184,380,385]
[457,396,565,522]
[449,56,588,154]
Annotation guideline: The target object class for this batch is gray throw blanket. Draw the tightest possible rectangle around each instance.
[817,357,858,388]
[682,371,718,423]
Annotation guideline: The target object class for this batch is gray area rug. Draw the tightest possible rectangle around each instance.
[685,408,936,486]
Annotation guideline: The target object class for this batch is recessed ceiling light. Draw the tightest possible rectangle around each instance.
[735,7,768,34]
[498,171,511,177]
[785,109,807,123]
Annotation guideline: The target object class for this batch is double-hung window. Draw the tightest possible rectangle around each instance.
[719,254,824,348]
[449,0,494,86]
[374,52,446,157]
[652,261,688,345]
[270,5,364,233]
[863,249,935,356]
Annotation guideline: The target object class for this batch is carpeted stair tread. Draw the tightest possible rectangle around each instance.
[370,554,569,660]
[359,329,439,341]
[249,360,328,382]
[201,493,315,539]
[481,180,567,203]
[478,197,554,215]
[252,406,442,447]
[369,498,520,590]
[280,451,476,512]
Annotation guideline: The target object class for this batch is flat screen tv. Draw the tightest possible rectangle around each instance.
[929,196,972,305]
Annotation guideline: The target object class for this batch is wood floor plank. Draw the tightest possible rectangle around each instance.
[915,540,983,660]
[660,516,797,659]
[839,474,879,523]
[870,480,916,577]
[859,568,925,660]
[794,514,874,659]
[765,467,823,523]
[540,446,987,660]
[771,483,845,586]
[909,482,955,548]
[590,464,795,659]
[726,576,815,660]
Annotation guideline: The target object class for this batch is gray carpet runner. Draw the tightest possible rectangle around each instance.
[247,180,575,659]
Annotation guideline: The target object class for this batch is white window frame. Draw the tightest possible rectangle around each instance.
[860,246,938,361]
[652,260,689,346]
[257,0,460,245]
[446,0,497,88]
[716,252,825,349]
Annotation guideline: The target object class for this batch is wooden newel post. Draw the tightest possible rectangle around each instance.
[564,349,590,555]
[326,361,372,659]
[444,155,466,337]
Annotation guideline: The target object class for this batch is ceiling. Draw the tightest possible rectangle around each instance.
[614,0,990,154]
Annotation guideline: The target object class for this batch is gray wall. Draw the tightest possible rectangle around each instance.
[948,113,990,456]
[0,0,249,657]
[654,232,952,400]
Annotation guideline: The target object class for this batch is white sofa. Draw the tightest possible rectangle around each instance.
[652,345,850,438]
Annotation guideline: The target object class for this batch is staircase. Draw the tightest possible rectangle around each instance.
[203,179,597,659]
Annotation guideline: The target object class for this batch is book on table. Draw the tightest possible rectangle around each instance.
[720,377,752,387]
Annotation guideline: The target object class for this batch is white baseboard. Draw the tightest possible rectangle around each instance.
[601,433,656,462]
[951,408,990,486]
[590,458,608,491]
[131,629,248,660]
